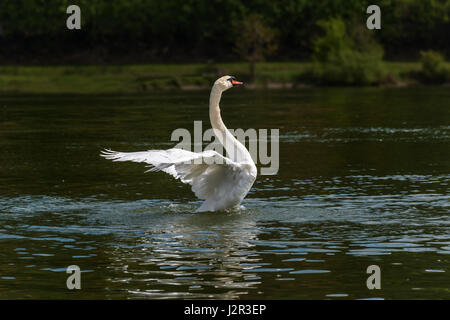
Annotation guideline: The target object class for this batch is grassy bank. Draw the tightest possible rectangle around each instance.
[0,61,447,94]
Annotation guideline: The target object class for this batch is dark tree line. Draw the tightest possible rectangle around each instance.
[0,0,448,64]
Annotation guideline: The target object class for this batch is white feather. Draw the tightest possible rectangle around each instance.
[101,76,257,212]
[100,148,256,212]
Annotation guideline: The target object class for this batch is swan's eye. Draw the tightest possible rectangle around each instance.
[227,76,235,84]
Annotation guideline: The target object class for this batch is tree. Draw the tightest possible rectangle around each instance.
[308,17,385,85]
[233,14,277,82]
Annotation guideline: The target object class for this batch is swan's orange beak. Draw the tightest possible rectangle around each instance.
[231,80,244,86]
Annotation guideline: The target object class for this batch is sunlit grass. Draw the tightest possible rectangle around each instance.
[0,61,447,94]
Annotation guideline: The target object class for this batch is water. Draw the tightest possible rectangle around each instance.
[0,87,449,299]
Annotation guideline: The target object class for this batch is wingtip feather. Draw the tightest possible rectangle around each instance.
[100,148,121,160]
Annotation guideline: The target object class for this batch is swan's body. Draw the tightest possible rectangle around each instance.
[101,76,257,212]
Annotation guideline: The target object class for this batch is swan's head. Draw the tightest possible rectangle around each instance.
[214,76,244,91]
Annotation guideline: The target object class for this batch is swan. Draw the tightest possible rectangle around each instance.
[101,76,257,212]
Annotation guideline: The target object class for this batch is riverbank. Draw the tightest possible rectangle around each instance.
[0,61,448,94]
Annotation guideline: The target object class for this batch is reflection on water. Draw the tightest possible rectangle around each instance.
[0,87,449,299]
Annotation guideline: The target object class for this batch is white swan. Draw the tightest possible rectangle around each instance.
[101,76,257,212]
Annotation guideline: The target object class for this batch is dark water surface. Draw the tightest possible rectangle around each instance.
[0,87,449,299]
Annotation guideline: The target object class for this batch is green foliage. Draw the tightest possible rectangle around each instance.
[0,0,449,63]
[378,0,450,58]
[418,50,449,84]
[312,18,350,62]
[301,17,385,86]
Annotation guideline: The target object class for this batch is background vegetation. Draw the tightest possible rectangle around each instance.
[1,0,449,63]
[0,0,449,89]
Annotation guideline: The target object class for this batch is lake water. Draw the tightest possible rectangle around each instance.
[0,87,449,299]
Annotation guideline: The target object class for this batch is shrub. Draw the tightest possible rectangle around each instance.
[419,50,449,84]
[300,17,385,86]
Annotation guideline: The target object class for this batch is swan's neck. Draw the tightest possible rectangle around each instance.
[209,86,227,133]
[209,86,252,163]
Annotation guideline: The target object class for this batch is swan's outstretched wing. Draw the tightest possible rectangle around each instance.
[100,148,256,203]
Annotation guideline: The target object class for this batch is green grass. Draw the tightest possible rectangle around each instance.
[0,61,446,94]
